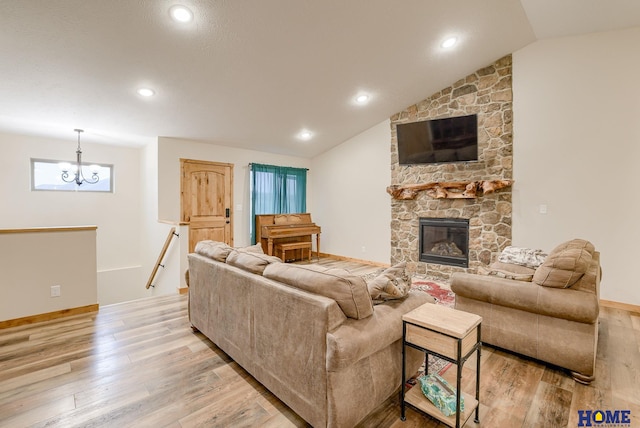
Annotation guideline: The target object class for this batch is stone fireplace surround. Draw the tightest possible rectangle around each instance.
[390,55,513,281]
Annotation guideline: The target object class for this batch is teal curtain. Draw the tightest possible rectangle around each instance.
[250,163,307,244]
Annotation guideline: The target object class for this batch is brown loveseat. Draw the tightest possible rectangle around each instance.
[451,239,601,384]
[188,243,433,427]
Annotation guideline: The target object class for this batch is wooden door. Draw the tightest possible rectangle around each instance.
[180,159,233,252]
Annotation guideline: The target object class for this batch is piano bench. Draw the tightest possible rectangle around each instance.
[276,242,312,263]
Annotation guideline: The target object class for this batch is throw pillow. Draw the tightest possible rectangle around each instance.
[226,250,282,275]
[367,262,412,304]
[498,246,548,269]
[533,239,594,288]
[480,268,534,282]
[479,261,535,282]
[194,240,233,262]
[547,238,595,256]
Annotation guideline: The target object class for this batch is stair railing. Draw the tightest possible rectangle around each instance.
[146,227,179,289]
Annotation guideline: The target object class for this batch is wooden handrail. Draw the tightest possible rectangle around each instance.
[0,226,97,234]
[146,227,179,289]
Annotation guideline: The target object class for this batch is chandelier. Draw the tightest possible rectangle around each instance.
[60,129,100,185]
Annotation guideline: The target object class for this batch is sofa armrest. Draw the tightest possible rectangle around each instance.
[451,272,599,323]
[326,291,433,372]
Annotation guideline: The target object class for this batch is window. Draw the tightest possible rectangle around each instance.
[31,159,114,192]
[249,163,307,243]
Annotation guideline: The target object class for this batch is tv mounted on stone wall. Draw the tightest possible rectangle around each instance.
[396,114,478,165]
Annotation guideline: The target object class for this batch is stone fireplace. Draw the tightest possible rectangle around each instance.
[390,55,513,280]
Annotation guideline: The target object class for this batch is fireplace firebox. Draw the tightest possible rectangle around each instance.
[419,218,469,268]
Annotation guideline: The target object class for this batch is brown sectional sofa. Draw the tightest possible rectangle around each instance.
[188,244,434,427]
[451,239,601,384]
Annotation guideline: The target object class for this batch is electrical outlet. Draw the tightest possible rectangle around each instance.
[361,246,366,253]
[51,285,61,297]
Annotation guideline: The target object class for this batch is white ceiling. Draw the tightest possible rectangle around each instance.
[1,1,638,157]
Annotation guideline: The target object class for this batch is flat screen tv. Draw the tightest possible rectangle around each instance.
[396,114,478,165]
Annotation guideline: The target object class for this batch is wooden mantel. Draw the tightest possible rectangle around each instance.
[386,180,513,200]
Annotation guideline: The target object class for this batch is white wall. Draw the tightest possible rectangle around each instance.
[311,120,392,264]
[513,27,640,305]
[0,132,145,308]
[0,228,97,321]
[136,140,180,300]
[0,131,313,318]
[157,137,312,245]
[156,137,312,284]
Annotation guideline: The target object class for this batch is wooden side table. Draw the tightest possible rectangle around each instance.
[401,303,482,428]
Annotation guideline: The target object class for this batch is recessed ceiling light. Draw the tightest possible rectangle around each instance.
[137,88,155,97]
[298,130,313,141]
[355,94,370,104]
[169,5,193,23]
[441,37,458,49]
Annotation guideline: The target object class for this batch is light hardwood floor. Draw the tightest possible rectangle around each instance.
[1,258,638,427]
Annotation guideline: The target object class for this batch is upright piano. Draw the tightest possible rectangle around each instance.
[256,213,321,260]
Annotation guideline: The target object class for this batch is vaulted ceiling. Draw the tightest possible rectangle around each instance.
[1,1,639,157]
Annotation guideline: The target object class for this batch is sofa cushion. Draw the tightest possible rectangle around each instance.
[263,263,374,319]
[498,246,548,268]
[194,241,264,262]
[226,249,282,275]
[366,262,411,304]
[451,272,599,323]
[533,239,594,288]
[194,240,233,262]
[237,243,264,253]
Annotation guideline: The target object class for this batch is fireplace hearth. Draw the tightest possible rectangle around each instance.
[419,218,469,268]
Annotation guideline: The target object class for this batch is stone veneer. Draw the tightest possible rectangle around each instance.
[390,55,513,280]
